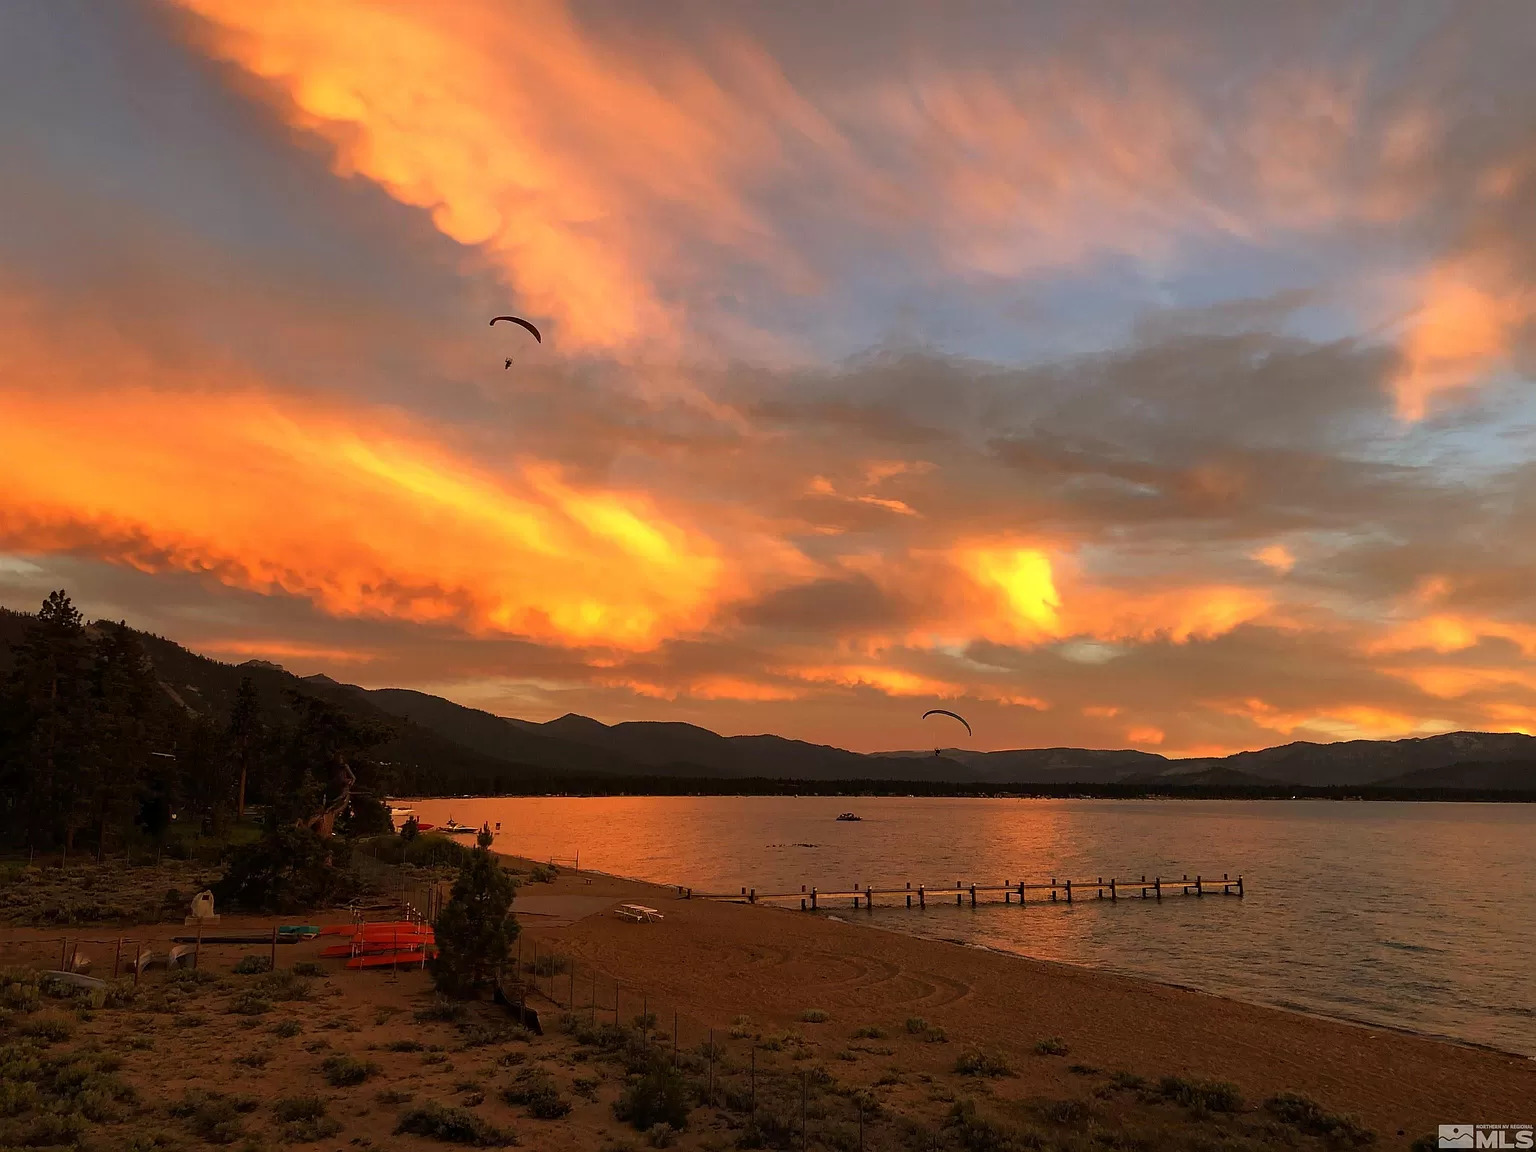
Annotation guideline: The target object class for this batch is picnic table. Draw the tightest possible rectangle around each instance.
[614,903,664,923]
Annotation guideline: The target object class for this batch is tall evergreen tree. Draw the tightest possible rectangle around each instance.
[431,846,519,998]
[227,676,261,822]
[2,591,93,852]
[85,625,164,861]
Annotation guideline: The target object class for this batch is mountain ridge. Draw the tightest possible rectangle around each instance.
[2,605,1534,791]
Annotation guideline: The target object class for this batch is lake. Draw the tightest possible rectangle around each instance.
[404,795,1536,1057]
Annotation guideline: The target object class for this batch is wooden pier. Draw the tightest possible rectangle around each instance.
[687,872,1243,910]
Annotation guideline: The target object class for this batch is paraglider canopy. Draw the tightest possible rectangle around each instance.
[490,315,542,343]
[922,708,972,737]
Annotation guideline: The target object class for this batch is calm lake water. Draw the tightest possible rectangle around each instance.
[406,796,1536,1057]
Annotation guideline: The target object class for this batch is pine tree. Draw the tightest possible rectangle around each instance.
[85,625,163,861]
[3,591,93,853]
[226,677,262,823]
[431,847,519,999]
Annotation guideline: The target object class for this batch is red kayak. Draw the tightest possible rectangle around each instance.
[346,947,435,969]
[320,940,432,959]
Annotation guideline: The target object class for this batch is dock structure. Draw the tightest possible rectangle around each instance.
[688,872,1243,910]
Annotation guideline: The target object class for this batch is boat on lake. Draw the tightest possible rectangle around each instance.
[835,812,862,822]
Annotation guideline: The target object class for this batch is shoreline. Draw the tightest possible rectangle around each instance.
[497,851,1535,1063]
[504,857,1534,1143]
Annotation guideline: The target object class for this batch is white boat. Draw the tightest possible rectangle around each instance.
[440,819,476,835]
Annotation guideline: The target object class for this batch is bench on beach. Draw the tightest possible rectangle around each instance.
[614,904,663,923]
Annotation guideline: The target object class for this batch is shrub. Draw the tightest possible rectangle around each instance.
[1267,1092,1375,1145]
[228,991,271,1016]
[320,1054,380,1086]
[851,1025,884,1039]
[528,864,557,884]
[273,1093,343,1140]
[904,1017,928,1034]
[954,1051,1013,1077]
[1034,1037,1069,1056]
[416,998,467,1023]
[233,955,271,975]
[503,1068,571,1119]
[232,1050,270,1068]
[388,1039,426,1052]
[1037,1098,1091,1127]
[1158,1076,1243,1113]
[614,1062,691,1132]
[270,1019,302,1037]
[170,1089,248,1144]
[17,1014,73,1042]
[377,1088,413,1106]
[291,961,325,978]
[801,1009,829,1024]
[395,1101,515,1145]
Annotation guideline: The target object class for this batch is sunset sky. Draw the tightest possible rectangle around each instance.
[4,1,1536,756]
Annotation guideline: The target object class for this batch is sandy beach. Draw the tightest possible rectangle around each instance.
[512,866,1533,1144]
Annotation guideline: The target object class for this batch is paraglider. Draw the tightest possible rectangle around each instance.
[922,708,972,757]
[490,315,542,369]
[922,709,972,737]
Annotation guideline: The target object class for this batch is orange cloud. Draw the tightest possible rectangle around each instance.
[198,639,379,665]
[170,0,828,356]
[1125,724,1165,746]
[1211,697,1446,741]
[0,301,807,649]
[1082,705,1120,718]
[1367,614,1536,658]
[1382,665,1536,700]
[1392,258,1533,420]
[1252,544,1295,574]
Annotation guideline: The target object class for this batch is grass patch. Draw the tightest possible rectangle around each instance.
[954,1051,1014,1078]
[388,1038,426,1052]
[1267,1091,1375,1145]
[227,990,271,1016]
[290,961,324,978]
[274,1094,342,1141]
[1034,1036,1069,1056]
[320,1053,379,1086]
[800,1009,829,1024]
[851,1025,884,1039]
[396,1101,516,1145]
[169,1088,257,1145]
[232,1049,270,1068]
[232,955,271,975]
[1157,1075,1243,1113]
[269,1018,302,1037]
[416,997,467,1023]
[16,1014,73,1042]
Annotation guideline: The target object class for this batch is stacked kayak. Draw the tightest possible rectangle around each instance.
[318,921,436,969]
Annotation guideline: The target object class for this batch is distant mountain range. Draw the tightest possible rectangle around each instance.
[3,607,1534,794]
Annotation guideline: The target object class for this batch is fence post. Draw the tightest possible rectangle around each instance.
[811,887,817,910]
[918,884,925,909]
[906,881,912,909]
[193,925,202,970]
[1110,878,1117,903]
[270,925,278,972]
[1097,876,1103,900]
[866,885,872,910]
[1237,875,1244,898]
[969,884,976,907]
[1196,875,1203,897]
[1050,877,1057,902]
[113,938,123,980]
[1065,879,1072,904]
[1018,881,1025,905]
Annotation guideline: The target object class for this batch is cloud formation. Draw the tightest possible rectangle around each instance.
[3,1,1536,755]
